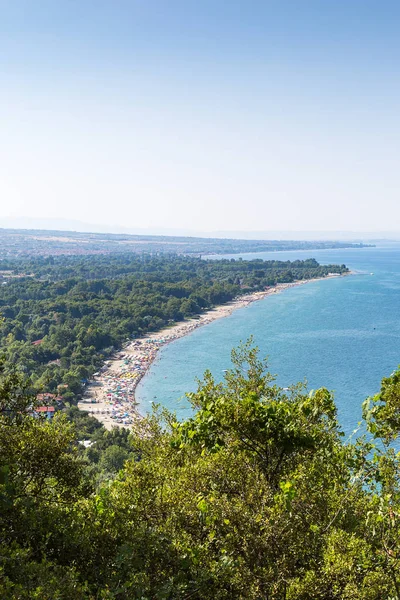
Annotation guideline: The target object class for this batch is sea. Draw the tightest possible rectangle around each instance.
[136,243,400,436]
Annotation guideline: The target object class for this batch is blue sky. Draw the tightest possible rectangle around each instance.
[1,1,400,233]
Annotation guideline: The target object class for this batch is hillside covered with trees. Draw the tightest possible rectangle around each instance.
[1,342,400,599]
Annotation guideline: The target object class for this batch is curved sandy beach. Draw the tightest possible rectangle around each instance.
[78,275,345,429]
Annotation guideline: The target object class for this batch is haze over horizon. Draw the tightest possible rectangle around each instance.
[1,1,400,233]
[1,215,400,242]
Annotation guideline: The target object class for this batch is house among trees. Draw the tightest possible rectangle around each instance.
[36,392,64,411]
[36,393,57,403]
[35,406,55,419]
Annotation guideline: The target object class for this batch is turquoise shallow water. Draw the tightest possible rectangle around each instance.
[136,243,400,435]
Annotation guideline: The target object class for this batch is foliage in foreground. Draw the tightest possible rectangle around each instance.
[1,343,400,599]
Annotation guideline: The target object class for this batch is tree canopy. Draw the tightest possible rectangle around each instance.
[1,343,400,599]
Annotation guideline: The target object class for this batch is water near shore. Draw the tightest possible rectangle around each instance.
[78,281,328,429]
[136,243,400,435]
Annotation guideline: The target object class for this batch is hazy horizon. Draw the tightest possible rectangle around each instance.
[1,215,400,242]
[2,2,400,232]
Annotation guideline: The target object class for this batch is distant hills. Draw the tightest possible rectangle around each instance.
[0,227,373,258]
[0,217,398,242]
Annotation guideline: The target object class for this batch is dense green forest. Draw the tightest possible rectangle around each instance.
[0,254,347,402]
[1,342,400,599]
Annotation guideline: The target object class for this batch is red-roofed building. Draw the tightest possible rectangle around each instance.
[35,406,55,420]
[36,393,56,402]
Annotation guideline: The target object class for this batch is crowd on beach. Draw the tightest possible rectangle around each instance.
[77,316,221,429]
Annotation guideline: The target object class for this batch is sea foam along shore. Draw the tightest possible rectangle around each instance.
[77,274,345,430]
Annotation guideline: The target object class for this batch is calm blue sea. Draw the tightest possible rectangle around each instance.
[136,243,400,435]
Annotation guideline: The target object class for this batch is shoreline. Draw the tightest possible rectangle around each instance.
[78,273,349,430]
